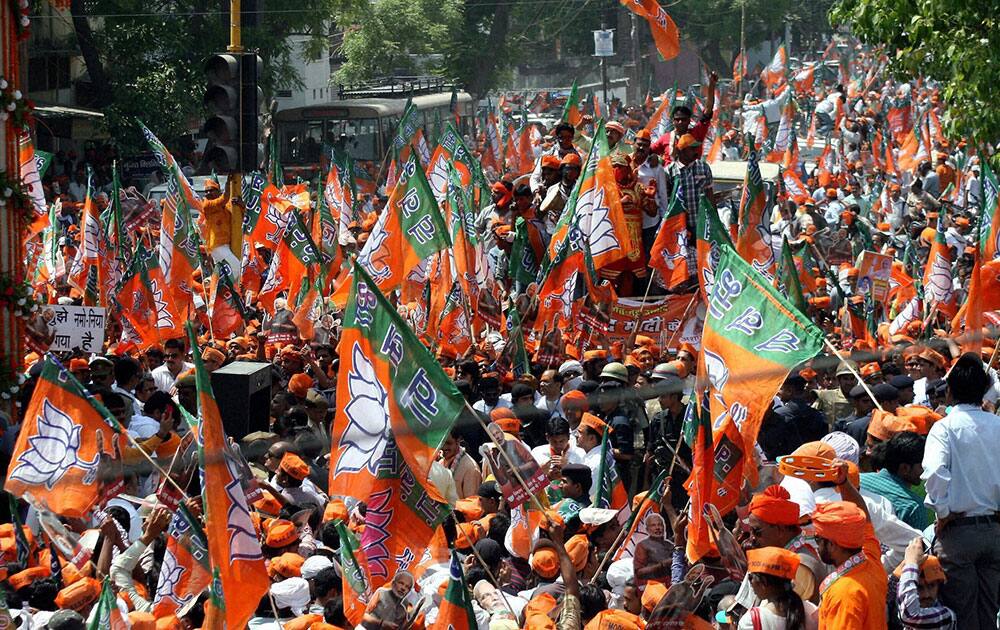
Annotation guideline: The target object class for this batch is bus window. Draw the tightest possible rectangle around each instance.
[324,118,379,162]
[281,120,324,165]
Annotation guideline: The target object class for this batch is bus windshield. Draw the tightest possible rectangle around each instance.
[280,117,380,164]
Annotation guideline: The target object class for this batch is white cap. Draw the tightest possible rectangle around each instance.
[300,554,333,579]
[558,360,583,377]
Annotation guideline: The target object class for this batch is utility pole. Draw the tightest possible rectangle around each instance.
[600,15,609,107]
[630,11,641,105]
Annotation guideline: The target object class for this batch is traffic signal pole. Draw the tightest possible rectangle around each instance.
[228,0,244,255]
[228,0,244,53]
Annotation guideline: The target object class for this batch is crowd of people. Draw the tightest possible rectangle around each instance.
[5,37,1000,630]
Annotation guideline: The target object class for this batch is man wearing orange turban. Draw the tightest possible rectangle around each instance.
[813,501,888,629]
[737,485,824,604]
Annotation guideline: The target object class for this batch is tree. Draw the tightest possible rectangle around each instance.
[831,0,1000,144]
[68,0,352,153]
[669,0,794,75]
[334,0,604,100]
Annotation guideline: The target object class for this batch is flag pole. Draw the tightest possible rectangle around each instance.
[46,353,194,502]
[822,337,883,412]
[449,514,517,617]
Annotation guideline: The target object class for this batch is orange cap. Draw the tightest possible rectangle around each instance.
[253,490,284,516]
[279,452,311,481]
[267,552,305,579]
[578,412,610,435]
[746,547,801,580]
[455,497,485,521]
[490,408,521,434]
[8,566,49,590]
[54,576,101,611]
[455,521,485,550]
[265,519,299,548]
[561,153,582,167]
[323,499,349,523]
[530,548,560,579]
[790,441,836,460]
[541,155,561,169]
[565,534,590,572]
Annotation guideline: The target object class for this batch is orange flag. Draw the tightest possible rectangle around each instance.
[188,324,269,630]
[620,0,680,61]
[5,357,120,518]
[923,229,956,318]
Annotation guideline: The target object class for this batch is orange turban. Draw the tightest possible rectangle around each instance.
[288,373,314,398]
[54,576,101,611]
[582,349,607,362]
[69,358,90,371]
[812,501,867,549]
[560,390,589,410]
[895,405,942,434]
[267,552,305,579]
[265,519,299,548]
[279,452,311,481]
[746,547,801,581]
[530,548,560,579]
[749,485,800,526]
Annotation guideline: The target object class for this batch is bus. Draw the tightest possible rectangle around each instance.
[274,78,475,184]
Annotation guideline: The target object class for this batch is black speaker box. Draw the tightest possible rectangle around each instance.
[210,361,272,440]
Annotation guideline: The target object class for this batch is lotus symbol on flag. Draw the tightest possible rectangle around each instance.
[580,187,619,257]
[9,399,100,489]
[358,223,392,284]
[338,343,390,475]
[155,548,188,606]
[926,253,952,302]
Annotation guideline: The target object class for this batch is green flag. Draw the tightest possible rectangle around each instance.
[777,237,808,314]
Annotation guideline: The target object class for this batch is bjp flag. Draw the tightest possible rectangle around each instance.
[561,80,582,127]
[5,358,119,518]
[335,520,371,627]
[620,0,680,61]
[923,228,956,318]
[685,397,716,561]
[331,155,451,308]
[431,551,478,630]
[700,244,823,514]
[116,243,184,348]
[89,577,128,630]
[735,150,775,279]
[187,324,269,630]
[649,184,690,289]
[152,507,211,619]
[330,260,465,504]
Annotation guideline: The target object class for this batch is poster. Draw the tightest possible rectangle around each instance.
[856,250,892,302]
[584,294,704,349]
[33,305,107,353]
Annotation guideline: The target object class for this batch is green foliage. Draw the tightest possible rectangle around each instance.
[74,0,348,153]
[831,0,1000,144]
[670,0,795,72]
[335,0,464,83]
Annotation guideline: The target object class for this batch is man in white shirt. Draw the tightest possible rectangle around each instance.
[922,353,1000,629]
[535,369,564,417]
[111,355,144,417]
[531,416,586,472]
[151,338,194,393]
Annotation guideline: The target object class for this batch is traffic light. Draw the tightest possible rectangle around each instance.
[202,53,262,173]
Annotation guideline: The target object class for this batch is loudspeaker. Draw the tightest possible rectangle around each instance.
[210,361,272,440]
